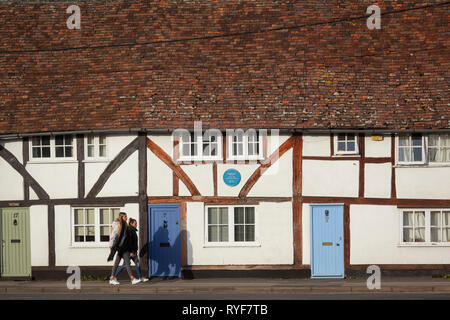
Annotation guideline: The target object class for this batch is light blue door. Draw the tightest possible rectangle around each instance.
[148,204,181,277]
[310,204,344,278]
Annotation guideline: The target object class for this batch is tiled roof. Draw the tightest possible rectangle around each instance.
[0,1,449,135]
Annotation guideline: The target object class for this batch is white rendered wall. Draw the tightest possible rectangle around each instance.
[54,203,139,266]
[302,160,359,197]
[28,163,78,199]
[247,149,293,197]
[396,167,450,199]
[147,134,173,196]
[186,201,293,265]
[364,135,391,158]
[302,203,311,265]
[350,205,450,264]
[364,163,392,198]
[0,156,24,201]
[180,164,214,196]
[29,205,49,266]
[302,134,331,157]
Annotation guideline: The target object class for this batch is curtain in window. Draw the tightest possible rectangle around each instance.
[429,134,450,163]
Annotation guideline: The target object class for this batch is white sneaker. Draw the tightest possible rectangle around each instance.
[109,278,120,285]
[131,278,141,285]
[140,277,149,282]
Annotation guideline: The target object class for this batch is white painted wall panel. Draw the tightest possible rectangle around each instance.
[302,203,311,265]
[30,205,49,266]
[302,134,331,157]
[396,167,450,199]
[148,134,173,157]
[364,163,392,199]
[97,152,139,197]
[27,163,78,199]
[1,139,23,163]
[248,149,293,197]
[181,164,214,196]
[302,160,359,197]
[147,150,173,196]
[186,202,293,265]
[365,135,391,158]
[0,157,24,200]
[350,205,450,264]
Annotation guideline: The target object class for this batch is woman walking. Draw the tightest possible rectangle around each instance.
[113,218,149,282]
[108,212,140,285]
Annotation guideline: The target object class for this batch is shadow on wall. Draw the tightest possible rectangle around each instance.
[115,229,193,281]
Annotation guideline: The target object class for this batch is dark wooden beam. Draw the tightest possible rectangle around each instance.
[292,133,302,266]
[48,204,55,267]
[22,137,29,200]
[391,133,397,199]
[138,132,148,276]
[358,133,365,199]
[86,137,139,198]
[76,134,85,199]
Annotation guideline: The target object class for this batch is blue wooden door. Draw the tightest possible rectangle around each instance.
[310,204,344,278]
[148,204,181,277]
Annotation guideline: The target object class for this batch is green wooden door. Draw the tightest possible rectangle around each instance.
[1,208,31,278]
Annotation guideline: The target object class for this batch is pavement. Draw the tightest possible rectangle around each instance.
[0,277,450,295]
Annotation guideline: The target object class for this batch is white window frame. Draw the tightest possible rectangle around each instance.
[84,134,109,162]
[398,208,450,247]
[227,131,264,161]
[204,205,260,247]
[396,134,426,165]
[427,133,450,165]
[178,131,222,162]
[333,133,359,156]
[29,134,77,162]
[70,207,121,247]
[395,134,450,166]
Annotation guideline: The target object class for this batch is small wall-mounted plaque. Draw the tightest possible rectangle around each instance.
[223,169,241,187]
[322,242,333,246]
[371,135,384,141]
[11,239,21,243]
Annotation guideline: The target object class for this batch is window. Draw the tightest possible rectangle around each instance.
[86,134,108,160]
[397,133,450,165]
[72,207,120,245]
[400,209,450,245]
[31,136,51,158]
[30,135,76,161]
[178,131,222,161]
[234,207,255,242]
[55,135,73,158]
[205,205,257,244]
[334,133,359,155]
[227,130,264,160]
[428,134,450,163]
[398,134,424,163]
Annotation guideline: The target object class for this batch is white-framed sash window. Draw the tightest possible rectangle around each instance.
[227,130,264,161]
[400,208,450,245]
[30,135,76,161]
[334,133,359,155]
[85,134,108,160]
[205,205,258,246]
[71,207,120,246]
[178,131,222,161]
[396,133,450,165]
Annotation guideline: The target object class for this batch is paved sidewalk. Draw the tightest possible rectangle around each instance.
[0,277,449,295]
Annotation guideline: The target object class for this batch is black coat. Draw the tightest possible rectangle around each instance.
[127,226,138,254]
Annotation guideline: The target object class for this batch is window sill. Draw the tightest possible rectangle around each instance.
[203,242,261,248]
[397,243,450,247]
[395,164,450,168]
[28,159,78,164]
[69,244,110,249]
[332,154,361,158]
[82,159,110,163]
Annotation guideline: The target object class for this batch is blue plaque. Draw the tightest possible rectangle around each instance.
[223,169,241,187]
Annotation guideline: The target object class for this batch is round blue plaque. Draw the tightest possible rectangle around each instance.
[223,169,241,187]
